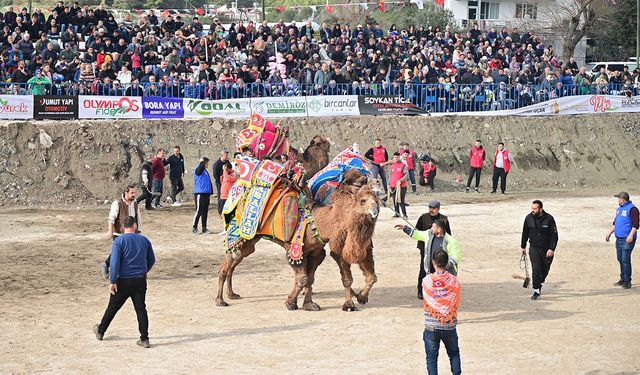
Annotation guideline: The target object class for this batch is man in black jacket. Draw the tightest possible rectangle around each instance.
[520,200,558,300]
[165,145,185,206]
[415,200,452,299]
[135,155,155,210]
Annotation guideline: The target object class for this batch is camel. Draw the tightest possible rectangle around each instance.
[295,135,331,178]
[215,169,381,311]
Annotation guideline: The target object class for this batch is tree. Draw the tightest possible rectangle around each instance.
[375,2,457,31]
[588,0,638,61]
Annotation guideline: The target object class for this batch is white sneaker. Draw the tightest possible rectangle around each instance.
[217,230,227,236]
[172,202,182,207]
[166,197,173,204]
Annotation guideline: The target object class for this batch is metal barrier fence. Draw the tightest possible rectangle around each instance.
[5,81,637,113]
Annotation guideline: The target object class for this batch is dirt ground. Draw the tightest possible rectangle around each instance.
[1,190,639,374]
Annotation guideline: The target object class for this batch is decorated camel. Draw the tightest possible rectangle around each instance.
[216,116,381,311]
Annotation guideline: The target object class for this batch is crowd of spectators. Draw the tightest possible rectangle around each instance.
[0,2,638,112]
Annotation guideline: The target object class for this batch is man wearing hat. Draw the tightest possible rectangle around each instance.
[606,192,638,289]
[415,201,452,299]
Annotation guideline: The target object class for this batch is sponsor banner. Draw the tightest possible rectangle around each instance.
[183,98,252,119]
[34,95,78,119]
[427,95,640,117]
[358,96,425,115]
[306,95,360,117]
[142,97,184,118]
[0,95,33,119]
[250,97,308,117]
[78,95,143,119]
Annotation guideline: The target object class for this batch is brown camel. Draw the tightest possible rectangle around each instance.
[216,169,380,311]
[296,135,331,178]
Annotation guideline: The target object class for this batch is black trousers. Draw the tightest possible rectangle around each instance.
[217,198,226,216]
[104,235,118,269]
[418,247,428,297]
[529,246,554,290]
[136,184,152,209]
[98,277,149,341]
[193,193,210,230]
[391,186,407,215]
[214,180,222,198]
[466,167,482,189]
[492,167,508,193]
[426,171,436,191]
[169,176,184,202]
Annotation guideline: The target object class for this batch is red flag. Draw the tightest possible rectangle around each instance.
[433,0,444,5]
[377,1,385,11]
[275,5,285,12]
[325,4,333,13]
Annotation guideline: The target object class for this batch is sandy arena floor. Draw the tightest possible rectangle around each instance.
[1,192,639,374]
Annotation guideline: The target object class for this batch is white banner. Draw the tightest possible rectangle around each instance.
[78,95,143,119]
[427,95,640,117]
[306,95,360,117]
[250,97,309,117]
[0,95,33,119]
[183,98,252,119]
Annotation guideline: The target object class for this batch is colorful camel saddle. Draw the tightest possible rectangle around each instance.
[236,114,290,160]
[308,148,370,206]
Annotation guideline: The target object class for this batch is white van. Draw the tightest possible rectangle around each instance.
[584,61,638,76]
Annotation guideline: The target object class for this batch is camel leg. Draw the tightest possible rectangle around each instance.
[226,241,257,300]
[356,248,378,305]
[330,251,358,312]
[285,249,308,311]
[302,249,326,311]
[215,253,234,307]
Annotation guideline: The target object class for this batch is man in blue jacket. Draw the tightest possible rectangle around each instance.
[606,192,639,289]
[193,157,213,234]
[94,216,156,348]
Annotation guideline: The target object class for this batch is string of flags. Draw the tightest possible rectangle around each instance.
[267,0,437,13]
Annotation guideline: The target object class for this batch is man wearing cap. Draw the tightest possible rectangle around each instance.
[520,200,558,300]
[415,201,452,299]
[606,192,639,289]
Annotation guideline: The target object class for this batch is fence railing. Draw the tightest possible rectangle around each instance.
[4,81,637,113]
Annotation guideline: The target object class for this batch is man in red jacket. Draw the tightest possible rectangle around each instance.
[400,142,418,195]
[365,138,389,195]
[151,148,167,208]
[491,142,514,194]
[465,140,485,193]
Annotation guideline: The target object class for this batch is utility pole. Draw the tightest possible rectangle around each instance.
[28,0,32,15]
[636,0,639,69]
[262,0,266,21]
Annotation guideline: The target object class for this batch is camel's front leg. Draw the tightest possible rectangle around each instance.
[302,249,326,311]
[356,248,377,305]
[330,251,358,311]
[216,253,234,307]
[285,251,308,310]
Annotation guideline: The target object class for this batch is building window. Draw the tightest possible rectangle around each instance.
[515,3,538,19]
[480,2,500,19]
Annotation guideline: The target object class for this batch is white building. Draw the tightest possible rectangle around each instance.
[441,0,587,65]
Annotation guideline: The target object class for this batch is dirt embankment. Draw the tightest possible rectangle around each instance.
[1,114,639,205]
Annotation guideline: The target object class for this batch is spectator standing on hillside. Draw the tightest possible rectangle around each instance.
[606,192,638,289]
[165,145,185,207]
[422,159,437,192]
[94,216,155,349]
[365,139,389,195]
[151,148,167,208]
[465,140,485,193]
[211,150,229,199]
[415,201,452,299]
[491,142,514,194]
[520,200,558,300]
[193,157,213,235]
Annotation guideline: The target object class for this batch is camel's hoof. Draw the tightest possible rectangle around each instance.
[303,302,321,311]
[356,292,369,305]
[216,299,229,307]
[342,301,359,312]
[285,301,298,311]
[228,293,242,300]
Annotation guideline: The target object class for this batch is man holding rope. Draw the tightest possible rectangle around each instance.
[520,200,558,300]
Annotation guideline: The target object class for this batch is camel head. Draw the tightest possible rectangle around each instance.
[337,169,380,220]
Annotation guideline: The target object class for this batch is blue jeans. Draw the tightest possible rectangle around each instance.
[423,328,462,375]
[408,168,417,193]
[152,179,163,206]
[615,237,635,282]
[370,164,388,193]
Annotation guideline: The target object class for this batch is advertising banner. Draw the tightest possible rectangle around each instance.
[142,96,184,118]
[306,95,360,117]
[250,97,308,117]
[0,95,33,119]
[183,98,252,119]
[78,95,143,119]
[33,95,78,119]
[358,96,425,115]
